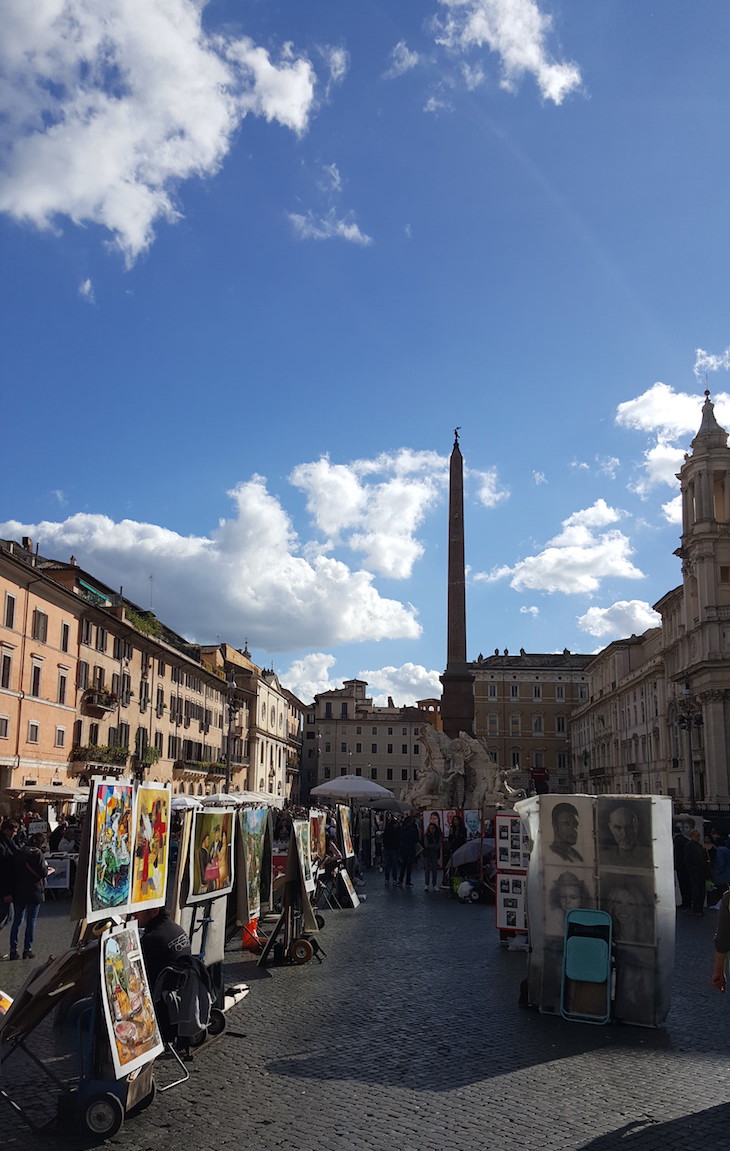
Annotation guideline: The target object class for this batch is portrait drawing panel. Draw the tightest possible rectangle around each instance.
[599,870,656,946]
[597,797,654,871]
[541,795,595,870]
[543,863,597,940]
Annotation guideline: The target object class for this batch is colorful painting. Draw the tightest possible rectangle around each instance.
[46,856,71,890]
[100,923,163,1079]
[240,808,267,919]
[339,869,360,908]
[293,819,315,893]
[88,780,134,923]
[0,989,12,1016]
[130,784,171,912]
[310,809,327,865]
[339,805,355,858]
[188,809,235,904]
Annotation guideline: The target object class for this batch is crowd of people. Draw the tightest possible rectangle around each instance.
[382,811,470,891]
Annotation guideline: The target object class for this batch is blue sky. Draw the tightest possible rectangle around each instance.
[2,1,730,705]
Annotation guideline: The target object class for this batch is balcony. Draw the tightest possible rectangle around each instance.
[82,688,119,714]
[70,745,129,774]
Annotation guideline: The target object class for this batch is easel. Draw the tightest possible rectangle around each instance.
[257,833,324,967]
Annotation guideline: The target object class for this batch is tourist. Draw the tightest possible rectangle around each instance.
[685,829,711,916]
[382,816,400,887]
[9,833,48,960]
[423,813,442,892]
[396,816,420,888]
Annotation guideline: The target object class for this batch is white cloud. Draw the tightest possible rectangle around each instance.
[79,278,95,303]
[0,475,421,651]
[0,1,316,263]
[578,600,661,639]
[320,45,348,88]
[355,663,442,707]
[597,456,620,479]
[290,449,449,579]
[424,95,451,114]
[288,209,373,246]
[385,41,420,79]
[475,498,644,594]
[695,346,730,379]
[662,494,682,524]
[532,471,547,485]
[320,163,342,193]
[570,460,589,471]
[520,605,539,617]
[435,0,581,105]
[279,653,342,703]
[616,381,730,497]
[471,466,509,507]
[461,62,486,90]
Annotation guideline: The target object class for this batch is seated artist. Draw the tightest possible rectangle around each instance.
[133,906,192,990]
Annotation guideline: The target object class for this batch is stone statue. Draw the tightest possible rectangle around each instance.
[404,726,524,812]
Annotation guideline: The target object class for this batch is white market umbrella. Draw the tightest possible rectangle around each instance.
[171,795,203,811]
[310,776,393,802]
[202,792,246,807]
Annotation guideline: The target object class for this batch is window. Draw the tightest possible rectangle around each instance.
[77,661,89,690]
[355,742,362,753]
[340,742,347,753]
[55,726,65,747]
[30,662,42,697]
[402,744,408,754]
[488,713,498,733]
[402,727,407,735]
[556,684,565,701]
[356,726,361,735]
[510,714,520,734]
[387,727,393,735]
[81,619,92,645]
[511,683,519,698]
[28,721,39,743]
[158,660,166,677]
[307,748,314,758]
[0,716,8,739]
[511,750,520,767]
[386,768,393,780]
[89,722,100,744]
[355,767,362,776]
[341,703,348,718]
[371,766,378,779]
[96,626,107,652]
[32,609,48,643]
[4,594,15,630]
[1,651,11,690]
[60,621,70,652]
[57,670,68,705]
[488,683,497,699]
[93,665,105,689]
[533,685,542,700]
[413,744,420,754]
[387,743,393,754]
[371,743,377,754]
[557,752,568,771]
[325,703,332,718]
[401,769,408,781]
[556,715,566,734]
[532,715,543,735]
[325,742,331,753]
[578,684,588,701]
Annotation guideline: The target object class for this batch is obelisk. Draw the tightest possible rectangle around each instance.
[439,429,474,738]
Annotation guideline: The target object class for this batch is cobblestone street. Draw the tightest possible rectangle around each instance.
[2,876,730,1151]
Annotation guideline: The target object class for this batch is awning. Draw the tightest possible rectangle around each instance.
[2,785,89,802]
[78,578,109,603]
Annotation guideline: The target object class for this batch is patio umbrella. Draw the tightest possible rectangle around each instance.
[449,837,496,870]
[369,796,414,813]
[202,792,245,807]
[309,775,392,802]
[171,795,203,811]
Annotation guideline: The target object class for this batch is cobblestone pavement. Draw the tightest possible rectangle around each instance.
[2,876,730,1151]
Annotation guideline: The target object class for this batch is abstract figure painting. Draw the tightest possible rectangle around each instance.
[130,784,171,912]
[188,809,235,904]
[240,807,267,920]
[88,780,134,923]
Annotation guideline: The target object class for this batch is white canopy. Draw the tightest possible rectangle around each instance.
[309,775,393,802]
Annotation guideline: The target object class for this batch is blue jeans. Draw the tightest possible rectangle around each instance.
[383,849,399,882]
[10,901,41,955]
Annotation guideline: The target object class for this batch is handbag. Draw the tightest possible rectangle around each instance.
[204,861,220,882]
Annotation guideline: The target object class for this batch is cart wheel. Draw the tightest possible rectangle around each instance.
[81,1092,125,1137]
[207,1007,226,1037]
[288,938,314,965]
[188,1027,208,1048]
[315,913,326,929]
[469,889,481,903]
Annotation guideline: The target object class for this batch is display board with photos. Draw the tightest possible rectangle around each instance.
[516,793,675,1028]
[99,922,163,1079]
[187,808,235,905]
[495,812,531,873]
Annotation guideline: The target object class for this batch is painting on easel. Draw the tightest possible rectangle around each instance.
[100,923,163,1079]
[129,784,171,913]
[88,779,135,923]
[188,809,235,904]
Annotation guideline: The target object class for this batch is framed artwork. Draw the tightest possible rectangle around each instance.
[463,810,481,840]
[339,869,360,908]
[293,819,315,893]
[310,809,327,865]
[240,807,268,919]
[88,779,135,923]
[0,989,12,1016]
[46,855,71,890]
[100,923,163,1079]
[596,798,654,871]
[188,809,235,904]
[494,813,530,871]
[339,805,355,858]
[544,864,596,939]
[542,796,595,869]
[129,784,171,913]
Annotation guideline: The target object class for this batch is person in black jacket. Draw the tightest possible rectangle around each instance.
[0,820,18,941]
[396,816,421,888]
[382,816,400,887]
[134,906,192,990]
[9,833,48,960]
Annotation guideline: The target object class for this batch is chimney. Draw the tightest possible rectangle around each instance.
[22,536,33,552]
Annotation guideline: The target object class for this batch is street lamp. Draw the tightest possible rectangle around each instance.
[225,674,238,795]
[676,684,703,810]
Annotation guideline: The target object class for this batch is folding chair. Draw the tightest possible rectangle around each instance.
[315,862,343,910]
[560,909,613,1025]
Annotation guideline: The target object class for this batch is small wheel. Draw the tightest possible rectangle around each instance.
[288,938,314,965]
[315,913,326,929]
[207,1007,226,1037]
[81,1092,125,1137]
[188,1027,208,1048]
[469,889,481,903]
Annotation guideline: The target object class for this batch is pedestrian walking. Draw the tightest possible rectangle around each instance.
[0,820,18,951]
[382,816,400,886]
[9,833,48,960]
[423,813,442,892]
[396,816,420,888]
[685,829,711,917]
